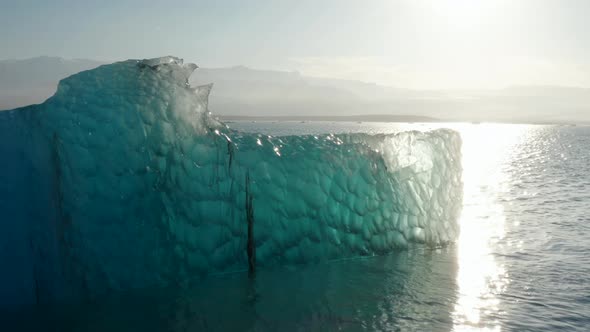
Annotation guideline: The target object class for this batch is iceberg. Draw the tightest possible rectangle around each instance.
[0,57,462,307]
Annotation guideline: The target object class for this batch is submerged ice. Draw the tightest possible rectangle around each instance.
[0,57,462,307]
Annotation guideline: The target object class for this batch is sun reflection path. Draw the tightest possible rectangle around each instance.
[451,124,532,331]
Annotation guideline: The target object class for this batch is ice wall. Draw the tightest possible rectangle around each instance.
[0,57,462,307]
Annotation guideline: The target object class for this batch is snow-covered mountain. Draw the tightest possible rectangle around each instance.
[2,57,589,124]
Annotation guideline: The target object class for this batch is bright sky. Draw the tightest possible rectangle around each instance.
[1,0,589,89]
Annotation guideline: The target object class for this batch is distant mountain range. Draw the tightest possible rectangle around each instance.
[0,56,103,110]
[1,57,589,124]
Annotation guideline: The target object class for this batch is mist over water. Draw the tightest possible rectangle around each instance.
[3,122,588,331]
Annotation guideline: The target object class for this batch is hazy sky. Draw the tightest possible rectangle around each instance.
[1,0,590,89]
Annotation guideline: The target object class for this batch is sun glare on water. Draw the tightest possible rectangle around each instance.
[451,124,533,331]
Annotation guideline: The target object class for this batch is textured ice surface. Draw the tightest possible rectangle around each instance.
[0,57,462,307]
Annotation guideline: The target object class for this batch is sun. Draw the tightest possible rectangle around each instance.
[426,0,498,28]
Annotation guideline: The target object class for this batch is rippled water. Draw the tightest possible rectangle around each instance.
[3,123,589,331]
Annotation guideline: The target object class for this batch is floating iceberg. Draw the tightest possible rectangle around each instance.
[0,57,462,307]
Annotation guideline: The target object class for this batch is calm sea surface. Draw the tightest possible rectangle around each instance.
[6,122,590,331]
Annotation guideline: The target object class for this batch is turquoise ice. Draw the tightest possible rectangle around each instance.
[0,57,462,307]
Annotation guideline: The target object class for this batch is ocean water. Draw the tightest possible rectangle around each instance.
[4,122,590,331]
